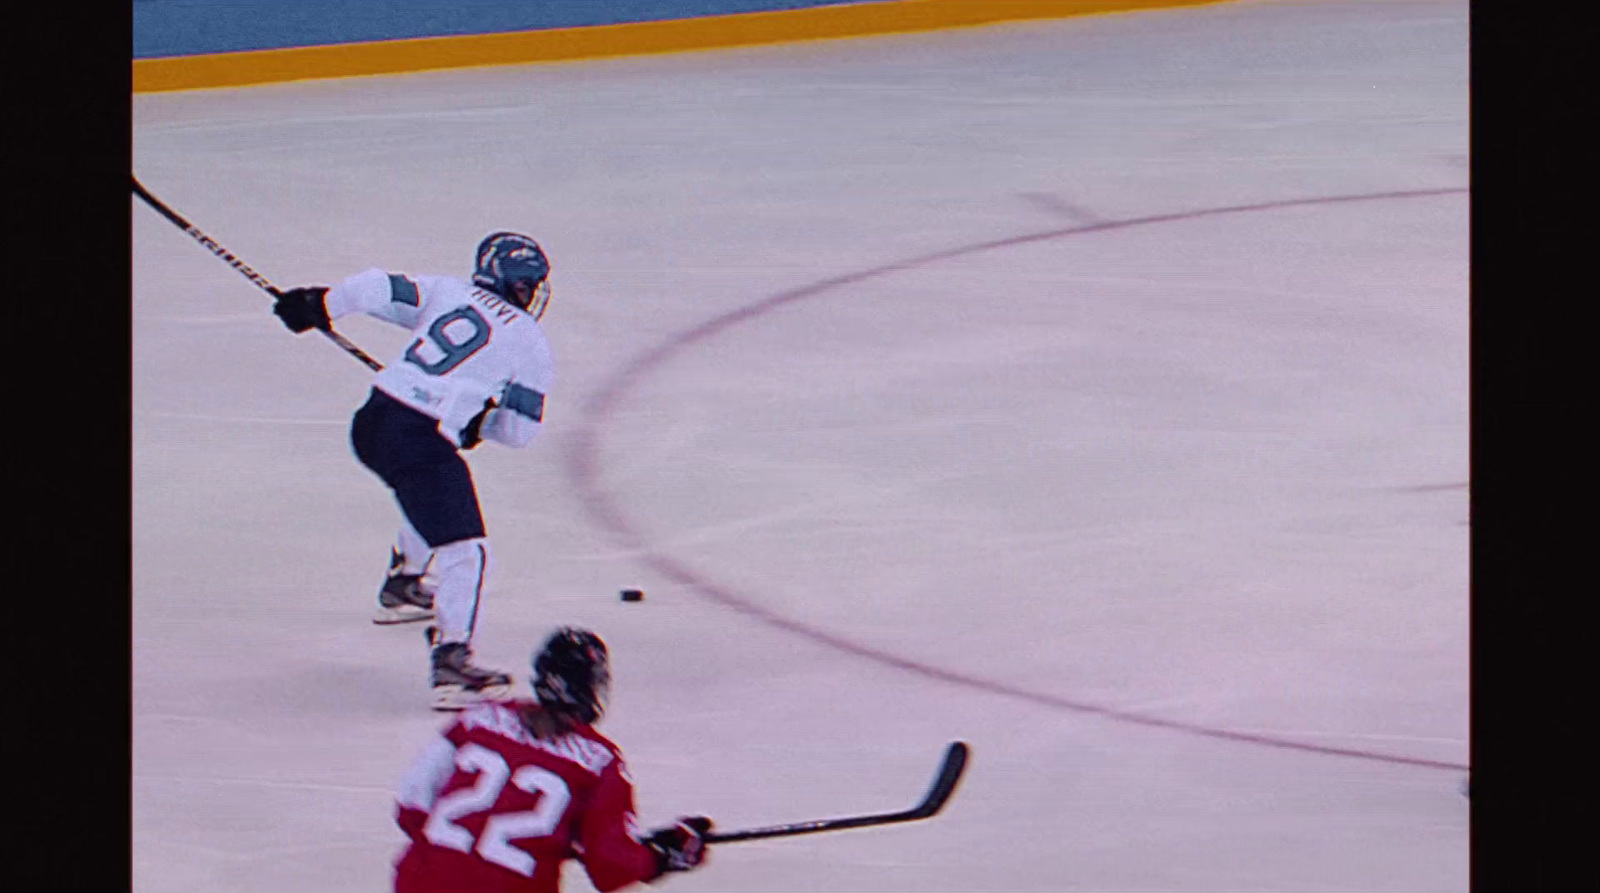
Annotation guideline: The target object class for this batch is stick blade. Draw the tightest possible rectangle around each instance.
[701,740,971,844]
[909,741,970,818]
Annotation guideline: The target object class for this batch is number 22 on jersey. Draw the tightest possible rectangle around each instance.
[422,742,572,877]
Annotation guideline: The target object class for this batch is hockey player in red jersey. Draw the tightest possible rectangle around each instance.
[392,627,712,893]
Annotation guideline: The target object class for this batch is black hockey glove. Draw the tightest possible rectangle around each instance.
[644,816,712,878]
[458,398,497,450]
[273,286,330,333]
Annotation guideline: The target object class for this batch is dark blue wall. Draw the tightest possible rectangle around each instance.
[133,0,891,58]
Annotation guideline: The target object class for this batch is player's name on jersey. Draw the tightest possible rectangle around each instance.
[471,288,528,325]
[460,704,616,775]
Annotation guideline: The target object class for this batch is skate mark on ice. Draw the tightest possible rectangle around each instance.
[1017,191,1109,225]
[1392,481,1468,493]
[568,186,1469,773]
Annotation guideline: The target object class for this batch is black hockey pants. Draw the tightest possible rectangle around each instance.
[350,387,486,547]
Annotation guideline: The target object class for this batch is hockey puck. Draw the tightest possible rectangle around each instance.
[620,589,644,602]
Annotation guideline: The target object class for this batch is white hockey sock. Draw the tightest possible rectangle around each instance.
[429,538,491,645]
[395,517,433,576]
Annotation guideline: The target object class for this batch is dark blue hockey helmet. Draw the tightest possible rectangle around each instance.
[473,231,552,319]
[532,627,611,724]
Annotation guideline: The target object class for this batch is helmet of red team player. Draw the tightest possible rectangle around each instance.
[473,231,552,320]
[532,627,611,724]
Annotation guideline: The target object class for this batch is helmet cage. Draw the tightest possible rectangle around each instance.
[521,278,551,321]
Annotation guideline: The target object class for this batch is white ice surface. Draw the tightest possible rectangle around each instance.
[132,1,1469,890]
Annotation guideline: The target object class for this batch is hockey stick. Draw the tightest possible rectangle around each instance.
[703,741,969,844]
[131,175,384,372]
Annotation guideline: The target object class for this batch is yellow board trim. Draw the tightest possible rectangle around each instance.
[133,0,1233,93]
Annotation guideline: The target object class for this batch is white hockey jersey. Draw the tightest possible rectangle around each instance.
[325,268,553,449]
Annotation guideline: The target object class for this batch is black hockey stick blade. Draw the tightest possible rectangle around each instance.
[704,741,969,844]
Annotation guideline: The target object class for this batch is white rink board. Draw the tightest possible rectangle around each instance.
[132,1,1469,890]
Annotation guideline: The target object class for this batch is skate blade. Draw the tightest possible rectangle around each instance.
[432,681,513,711]
[373,606,436,625]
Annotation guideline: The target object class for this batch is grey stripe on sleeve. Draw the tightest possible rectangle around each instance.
[388,274,420,306]
[502,383,545,422]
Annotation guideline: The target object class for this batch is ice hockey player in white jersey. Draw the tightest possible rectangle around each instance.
[272,232,555,710]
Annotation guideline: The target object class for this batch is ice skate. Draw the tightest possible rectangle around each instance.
[373,551,435,625]
[429,633,513,710]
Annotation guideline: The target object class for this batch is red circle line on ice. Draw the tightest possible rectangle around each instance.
[566,186,1470,772]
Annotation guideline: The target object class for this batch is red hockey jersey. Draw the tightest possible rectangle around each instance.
[392,700,661,893]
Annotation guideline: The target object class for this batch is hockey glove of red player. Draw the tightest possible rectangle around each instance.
[459,398,497,450]
[644,816,712,878]
[273,287,331,333]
